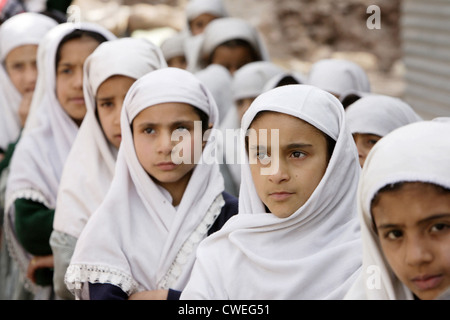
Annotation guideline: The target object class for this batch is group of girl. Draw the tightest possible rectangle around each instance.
[0,0,449,301]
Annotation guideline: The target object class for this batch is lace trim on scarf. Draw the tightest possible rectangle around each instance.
[157,193,225,289]
[65,264,142,298]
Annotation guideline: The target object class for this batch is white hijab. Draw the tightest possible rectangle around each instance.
[53,38,168,240]
[185,0,228,23]
[195,63,233,126]
[344,120,450,299]
[65,68,225,298]
[308,58,371,97]
[181,84,362,300]
[187,17,270,73]
[0,12,57,151]
[3,22,115,296]
[346,94,423,137]
[183,0,228,71]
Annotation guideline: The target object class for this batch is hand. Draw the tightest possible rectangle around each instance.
[27,255,54,283]
[128,289,169,300]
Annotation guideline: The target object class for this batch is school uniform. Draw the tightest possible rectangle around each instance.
[180,84,363,300]
[3,22,115,299]
[65,68,238,300]
[50,37,168,300]
[344,119,450,299]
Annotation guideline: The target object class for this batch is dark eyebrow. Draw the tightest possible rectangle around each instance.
[96,96,114,101]
[418,213,450,225]
[377,213,450,230]
[285,143,313,149]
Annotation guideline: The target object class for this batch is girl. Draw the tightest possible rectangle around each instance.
[160,31,188,69]
[308,58,371,100]
[180,84,362,299]
[344,119,450,300]
[0,12,57,161]
[219,61,286,196]
[65,68,238,300]
[50,37,168,300]
[3,22,114,299]
[188,17,270,74]
[183,0,228,71]
[185,0,228,36]
[0,11,57,301]
[345,94,422,167]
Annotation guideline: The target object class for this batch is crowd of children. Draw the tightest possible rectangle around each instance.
[0,0,449,301]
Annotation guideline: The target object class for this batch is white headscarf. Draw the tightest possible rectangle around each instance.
[53,38,168,240]
[65,68,225,298]
[346,94,423,137]
[185,0,228,23]
[0,12,57,151]
[180,84,362,300]
[187,17,270,73]
[195,63,233,125]
[3,22,115,296]
[344,120,450,300]
[160,30,188,62]
[232,61,285,102]
[308,59,371,97]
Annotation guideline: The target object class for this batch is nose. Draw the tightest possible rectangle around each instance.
[404,235,433,267]
[267,159,290,184]
[156,131,175,155]
[73,66,83,90]
[25,64,37,88]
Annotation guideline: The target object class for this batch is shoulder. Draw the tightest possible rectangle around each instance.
[207,191,238,236]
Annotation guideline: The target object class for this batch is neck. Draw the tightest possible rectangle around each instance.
[157,171,193,207]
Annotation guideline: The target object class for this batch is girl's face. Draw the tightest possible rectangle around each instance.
[248,111,329,218]
[189,13,218,36]
[132,102,204,205]
[4,44,38,95]
[372,182,450,300]
[353,133,381,167]
[56,36,101,126]
[211,44,255,75]
[96,75,136,149]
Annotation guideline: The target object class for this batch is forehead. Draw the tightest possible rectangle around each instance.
[372,182,450,223]
[133,102,200,123]
[5,44,38,61]
[248,111,325,141]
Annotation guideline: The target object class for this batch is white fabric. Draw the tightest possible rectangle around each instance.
[346,94,422,137]
[0,12,57,150]
[308,59,371,97]
[232,61,285,101]
[188,17,270,73]
[160,30,188,61]
[262,71,307,91]
[195,63,233,126]
[344,120,450,299]
[53,37,168,239]
[185,0,228,22]
[65,68,225,297]
[3,22,115,296]
[180,84,362,300]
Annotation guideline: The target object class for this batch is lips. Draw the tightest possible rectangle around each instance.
[269,191,294,201]
[156,161,178,171]
[411,274,444,291]
[70,97,85,104]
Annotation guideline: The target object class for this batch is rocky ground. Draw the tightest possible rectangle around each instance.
[75,0,405,97]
